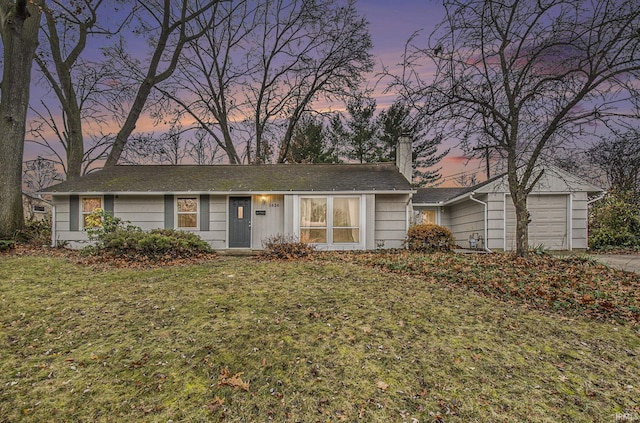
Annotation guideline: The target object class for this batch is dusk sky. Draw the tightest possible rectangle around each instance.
[356,1,481,185]
[24,1,483,186]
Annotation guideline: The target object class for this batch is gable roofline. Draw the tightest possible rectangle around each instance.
[413,165,603,206]
[412,172,506,205]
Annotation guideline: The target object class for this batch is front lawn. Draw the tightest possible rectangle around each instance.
[0,252,638,422]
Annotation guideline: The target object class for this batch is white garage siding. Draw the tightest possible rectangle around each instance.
[505,194,569,250]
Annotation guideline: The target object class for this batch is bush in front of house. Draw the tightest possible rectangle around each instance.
[261,234,316,259]
[15,219,52,246]
[84,209,212,259]
[589,191,640,250]
[405,224,455,253]
[0,239,15,251]
[98,228,212,258]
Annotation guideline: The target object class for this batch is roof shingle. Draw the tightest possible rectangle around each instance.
[41,163,413,194]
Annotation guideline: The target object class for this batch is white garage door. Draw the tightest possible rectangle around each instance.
[505,195,568,250]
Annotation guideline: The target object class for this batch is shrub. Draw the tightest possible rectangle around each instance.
[261,234,316,259]
[84,209,133,241]
[15,219,52,246]
[0,239,15,251]
[83,209,212,259]
[93,228,212,259]
[589,192,640,250]
[405,224,455,253]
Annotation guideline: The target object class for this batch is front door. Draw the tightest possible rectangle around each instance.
[229,197,251,248]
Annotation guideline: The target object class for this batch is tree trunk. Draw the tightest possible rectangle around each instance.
[512,191,530,257]
[0,0,42,238]
[66,111,84,179]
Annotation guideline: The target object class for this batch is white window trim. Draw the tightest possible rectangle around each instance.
[175,195,200,230]
[294,195,364,249]
[80,196,103,230]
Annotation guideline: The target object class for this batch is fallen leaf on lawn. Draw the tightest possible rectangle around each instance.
[376,381,389,391]
[205,396,225,412]
[218,368,250,392]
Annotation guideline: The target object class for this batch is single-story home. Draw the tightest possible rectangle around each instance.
[40,163,414,250]
[40,132,601,252]
[412,166,603,251]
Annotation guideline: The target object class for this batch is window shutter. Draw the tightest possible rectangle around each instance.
[164,195,174,229]
[104,195,114,214]
[69,195,79,231]
[200,195,209,231]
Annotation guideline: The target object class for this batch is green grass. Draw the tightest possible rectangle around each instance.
[0,253,639,422]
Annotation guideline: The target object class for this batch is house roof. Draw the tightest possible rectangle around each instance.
[413,173,505,204]
[414,165,603,206]
[40,163,413,194]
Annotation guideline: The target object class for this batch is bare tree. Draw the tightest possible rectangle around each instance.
[161,0,373,164]
[0,0,42,238]
[391,0,640,256]
[103,0,224,168]
[120,124,188,165]
[588,129,640,199]
[23,157,62,193]
[186,128,225,165]
[32,0,136,179]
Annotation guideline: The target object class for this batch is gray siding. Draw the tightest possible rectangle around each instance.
[375,194,409,249]
[115,196,165,230]
[52,195,89,248]
[448,199,484,248]
[206,196,227,249]
[53,192,412,251]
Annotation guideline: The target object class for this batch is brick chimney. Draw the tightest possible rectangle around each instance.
[396,134,412,184]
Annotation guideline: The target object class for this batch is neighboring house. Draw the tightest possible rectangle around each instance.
[22,193,52,222]
[40,162,414,250]
[413,166,603,251]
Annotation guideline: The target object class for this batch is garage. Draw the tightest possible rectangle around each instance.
[506,194,569,250]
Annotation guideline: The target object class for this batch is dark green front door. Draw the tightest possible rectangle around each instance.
[229,197,251,248]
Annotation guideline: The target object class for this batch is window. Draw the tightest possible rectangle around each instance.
[300,197,327,243]
[299,196,360,244]
[81,197,103,228]
[421,209,436,225]
[176,197,198,229]
[333,197,360,243]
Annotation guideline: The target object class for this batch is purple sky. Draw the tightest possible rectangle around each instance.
[24,1,481,185]
[359,1,480,184]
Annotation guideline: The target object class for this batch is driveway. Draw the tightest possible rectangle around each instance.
[590,254,640,274]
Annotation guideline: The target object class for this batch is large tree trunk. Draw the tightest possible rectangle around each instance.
[512,191,530,257]
[65,111,84,179]
[0,0,42,238]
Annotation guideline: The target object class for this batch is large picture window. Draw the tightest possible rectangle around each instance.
[81,197,102,229]
[333,197,360,243]
[300,197,327,243]
[300,196,360,244]
[176,197,198,229]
